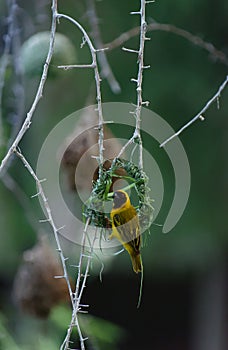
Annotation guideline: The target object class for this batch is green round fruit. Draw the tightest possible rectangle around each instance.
[20,31,77,78]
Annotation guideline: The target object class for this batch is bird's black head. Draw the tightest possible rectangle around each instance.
[112,190,128,209]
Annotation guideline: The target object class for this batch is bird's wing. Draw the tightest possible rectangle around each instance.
[113,213,141,253]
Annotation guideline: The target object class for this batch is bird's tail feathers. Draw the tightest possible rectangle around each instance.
[131,253,142,274]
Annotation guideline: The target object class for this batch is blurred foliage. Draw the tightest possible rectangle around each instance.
[51,306,125,350]
[0,0,228,349]
[0,306,124,350]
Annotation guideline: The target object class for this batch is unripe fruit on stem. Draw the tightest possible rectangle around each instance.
[20,32,77,78]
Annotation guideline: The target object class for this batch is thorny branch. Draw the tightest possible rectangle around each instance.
[160,75,228,147]
[106,21,228,67]
[0,0,58,175]
[61,219,95,350]
[86,0,121,93]
[0,1,103,348]
[14,148,92,350]
[0,0,227,349]
[134,0,149,169]
[57,12,105,178]
[122,0,150,169]
[105,16,228,149]
[55,7,106,350]
[14,148,74,306]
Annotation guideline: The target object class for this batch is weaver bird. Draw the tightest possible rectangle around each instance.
[110,190,142,273]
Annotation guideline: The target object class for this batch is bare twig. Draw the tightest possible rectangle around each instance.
[124,0,150,169]
[86,0,121,93]
[56,11,107,349]
[135,0,148,169]
[160,75,228,147]
[58,63,95,69]
[61,219,95,350]
[7,145,90,348]
[57,12,105,178]
[13,148,89,348]
[106,21,228,67]
[14,148,74,306]
[0,0,58,175]
[0,0,18,148]
[115,135,135,160]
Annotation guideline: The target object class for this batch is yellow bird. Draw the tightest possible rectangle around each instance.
[110,190,142,273]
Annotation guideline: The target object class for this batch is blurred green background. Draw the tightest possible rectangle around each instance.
[0,0,228,349]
